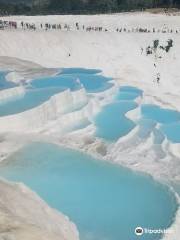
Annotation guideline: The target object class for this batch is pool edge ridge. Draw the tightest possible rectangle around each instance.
[0,178,80,240]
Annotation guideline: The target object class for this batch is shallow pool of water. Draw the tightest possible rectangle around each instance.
[115,86,142,101]
[32,73,113,93]
[141,105,180,124]
[0,87,64,116]
[0,68,114,117]
[95,101,137,141]
[60,68,101,75]
[0,71,17,90]
[160,122,180,143]
[115,91,140,100]
[0,142,177,240]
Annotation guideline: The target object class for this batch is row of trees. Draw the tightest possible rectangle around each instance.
[45,0,180,13]
[1,0,180,15]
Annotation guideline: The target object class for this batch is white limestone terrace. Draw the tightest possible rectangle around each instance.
[0,60,118,240]
[0,88,88,132]
[0,66,118,134]
[0,12,180,240]
[0,56,58,79]
[0,13,180,108]
[0,179,79,240]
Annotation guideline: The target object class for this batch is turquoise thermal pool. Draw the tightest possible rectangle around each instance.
[160,122,180,143]
[141,104,180,124]
[94,86,180,144]
[32,73,113,93]
[0,71,17,89]
[0,70,180,143]
[0,87,65,116]
[140,104,180,143]
[95,100,137,141]
[0,69,179,240]
[60,68,102,75]
[0,142,177,240]
[94,86,142,141]
[115,86,143,101]
[0,68,113,116]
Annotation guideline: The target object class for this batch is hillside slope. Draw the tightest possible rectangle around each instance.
[0,13,180,110]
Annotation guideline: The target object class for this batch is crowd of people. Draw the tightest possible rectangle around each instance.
[0,19,179,34]
[0,18,169,85]
[0,20,17,29]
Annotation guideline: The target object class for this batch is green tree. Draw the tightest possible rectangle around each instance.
[89,0,118,12]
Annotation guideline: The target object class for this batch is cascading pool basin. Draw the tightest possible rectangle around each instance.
[115,86,143,101]
[0,86,65,116]
[115,91,140,100]
[119,86,143,94]
[32,73,113,93]
[0,68,115,117]
[0,74,179,240]
[139,104,180,143]
[0,142,177,240]
[0,68,114,118]
[160,122,180,143]
[141,104,180,124]
[94,101,137,141]
[0,71,17,89]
